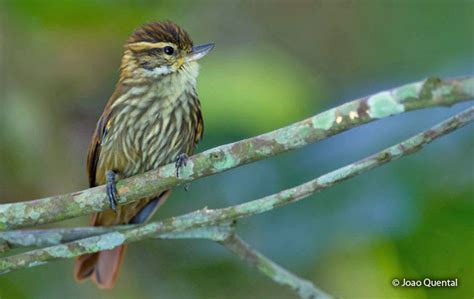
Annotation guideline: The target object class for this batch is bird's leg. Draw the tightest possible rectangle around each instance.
[175,153,189,178]
[106,170,119,211]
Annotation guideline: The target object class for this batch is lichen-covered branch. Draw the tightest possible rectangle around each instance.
[219,234,332,299]
[0,225,331,299]
[1,106,472,275]
[0,77,472,230]
[0,226,331,299]
[0,224,234,252]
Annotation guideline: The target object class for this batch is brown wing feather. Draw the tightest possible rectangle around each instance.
[86,86,126,187]
[193,98,204,146]
[86,117,105,188]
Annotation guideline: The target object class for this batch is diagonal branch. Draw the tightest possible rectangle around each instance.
[219,234,332,299]
[1,106,472,275]
[0,224,332,298]
[0,77,472,230]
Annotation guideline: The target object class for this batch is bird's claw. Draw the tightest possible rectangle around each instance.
[106,170,119,212]
[175,153,188,178]
[184,183,191,191]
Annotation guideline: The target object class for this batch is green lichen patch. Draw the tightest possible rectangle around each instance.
[46,232,64,245]
[368,91,405,118]
[28,261,48,268]
[67,232,126,256]
[397,136,425,153]
[231,142,255,161]
[95,232,125,250]
[178,160,195,178]
[0,203,27,230]
[158,164,177,178]
[312,109,335,130]
[212,152,240,171]
[258,259,277,278]
[28,209,41,221]
[461,77,474,95]
[274,123,312,149]
[432,84,455,103]
[394,82,423,101]
[253,137,277,156]
[46,244,73,258]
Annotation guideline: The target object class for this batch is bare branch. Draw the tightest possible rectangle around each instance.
[0,77,472,230]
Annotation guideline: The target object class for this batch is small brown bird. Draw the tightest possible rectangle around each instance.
[74,21,213,289]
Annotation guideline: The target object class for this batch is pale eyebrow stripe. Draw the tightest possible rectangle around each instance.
[127,42,176,51]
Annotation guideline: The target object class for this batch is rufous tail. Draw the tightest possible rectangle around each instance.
[74,245,127,289]
[74,190,171,289]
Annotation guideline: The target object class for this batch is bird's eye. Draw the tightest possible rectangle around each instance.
[164,46,174,55]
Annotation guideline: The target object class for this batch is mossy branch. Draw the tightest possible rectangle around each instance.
[0,76,473,230]
[0,224,331,299]
[1,105,472,272]
[0,77,473,299]
[219,234,331,299]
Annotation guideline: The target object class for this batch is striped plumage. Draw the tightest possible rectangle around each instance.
[92,52,203,191]
[74,21,212,289]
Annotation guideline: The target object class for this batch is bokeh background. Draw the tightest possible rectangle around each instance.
[0,1,473,298]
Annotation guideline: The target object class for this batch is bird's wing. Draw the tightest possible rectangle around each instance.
[193,97,204,146]
[86,87,125,187]
[86,111,112,187]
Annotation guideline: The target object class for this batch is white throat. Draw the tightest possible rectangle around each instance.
[144,61,200,103]
[143,65,173,77]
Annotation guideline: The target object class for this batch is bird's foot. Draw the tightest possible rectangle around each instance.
[175,153,189,178]
[106,170,119,212]
[184,183,191,191]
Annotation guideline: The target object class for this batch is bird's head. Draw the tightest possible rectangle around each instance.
[120,21,214,81]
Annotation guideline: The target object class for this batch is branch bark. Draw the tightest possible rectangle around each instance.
[0,224,331,299]
[219,234,331,299]
[0,224,234,252]
[0,77,472,230]
[1,106,472,275]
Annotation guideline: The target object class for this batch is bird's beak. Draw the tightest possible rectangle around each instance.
[186,43,214,62]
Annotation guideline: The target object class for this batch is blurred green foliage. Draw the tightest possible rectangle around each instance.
[0,1,473,299]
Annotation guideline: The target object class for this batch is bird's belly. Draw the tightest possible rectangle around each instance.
[101,111,194,179]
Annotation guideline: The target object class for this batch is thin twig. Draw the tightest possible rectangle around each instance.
[1,106,472,275]
[219,234,332,299]
[0,77,472,230]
